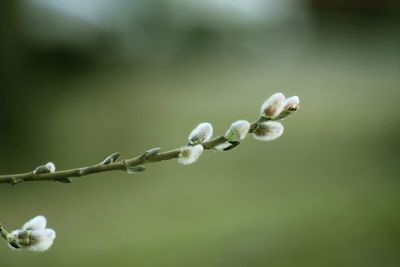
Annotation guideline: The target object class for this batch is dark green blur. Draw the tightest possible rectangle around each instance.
[1,1,400,266]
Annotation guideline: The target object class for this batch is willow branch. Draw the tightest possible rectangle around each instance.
[0,223,17,249]
[1,92,300,255]
[0,224,9,240]
[0,119,262,185]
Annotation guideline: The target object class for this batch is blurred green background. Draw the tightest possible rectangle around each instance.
[1,0,400,266]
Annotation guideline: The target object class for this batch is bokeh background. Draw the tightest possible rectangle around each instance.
[1,0,400,266]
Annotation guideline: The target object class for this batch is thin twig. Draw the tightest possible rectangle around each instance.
[0,224,9,240]
[0,120,262,185]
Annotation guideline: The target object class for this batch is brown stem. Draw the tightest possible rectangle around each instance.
[0,119,261,185]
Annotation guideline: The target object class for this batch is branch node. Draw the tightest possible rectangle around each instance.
[11,177,23,185]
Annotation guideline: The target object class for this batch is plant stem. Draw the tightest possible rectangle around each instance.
[0,223,10,241]
[0,120,261,185]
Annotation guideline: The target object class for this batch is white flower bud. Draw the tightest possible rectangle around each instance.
[45,162,56,173]
[188,122,213,145]
[177,144,204,165]
[22,215,47,231]
[284,96,300,111]
[253,121,284,141]
[6,216,56,252]
[224,120,250,140]
[260,93,285,119]
[28,229,56,252]
[275,96,300,120]
[33,162,56,175]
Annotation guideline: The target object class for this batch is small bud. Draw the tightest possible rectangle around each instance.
[177,144,204,165]
[33,162,56,175]
[188,122,213,145]
[45,162,56,173]
[253,121,284,141]
[224,120,251,140]
[214,141,241,151]
[6,215,56,252]
[142,147,161,160]
[223,141,240,151]
[56,178,72,184]
[100,152,120,165]
[214,141,232,151]
[260,93,285,119]
[127,165,146,174]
